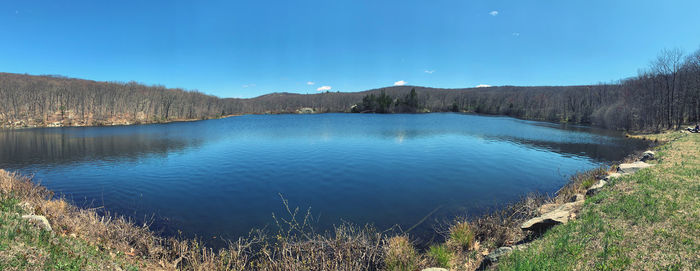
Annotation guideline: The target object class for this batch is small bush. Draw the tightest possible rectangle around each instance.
[448,221,475,251]
[581,178,596,189]
[384,236,419,271]
[427,244,452,268]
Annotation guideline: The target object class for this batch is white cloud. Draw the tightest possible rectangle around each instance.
[306,81,315,85]
[317,85,332,91]
[394,80,406,86]
[475,84,492,88]
[242,83,256,88]
[424,70,435,74]
[512,32,520,37]
[489,11,499,16]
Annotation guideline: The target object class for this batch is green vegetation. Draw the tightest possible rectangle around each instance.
[448,221,475,251]
[497,132,700,270]
[384,236,419,271]
[0,195,137,270]
[352,88,423,113]
[427,244,452,268]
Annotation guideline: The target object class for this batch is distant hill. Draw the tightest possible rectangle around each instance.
[1,47,699,131]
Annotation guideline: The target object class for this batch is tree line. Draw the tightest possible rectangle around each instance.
[0,73,236,127]
[1,47,699,131]
[351,88,422,113]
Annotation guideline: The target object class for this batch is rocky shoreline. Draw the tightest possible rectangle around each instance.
[475,151,657,268]
[419,149,659,271]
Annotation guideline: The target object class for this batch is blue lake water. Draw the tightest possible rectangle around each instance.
[0,113,647,246]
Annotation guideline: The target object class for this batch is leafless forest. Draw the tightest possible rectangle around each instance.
[1,48,699,131]
[0,73,236,127]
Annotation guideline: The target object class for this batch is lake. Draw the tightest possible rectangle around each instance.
[0,113,647,247]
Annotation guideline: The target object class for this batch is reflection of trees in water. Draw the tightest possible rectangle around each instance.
[374,129,648,163]
[488,136,648,163]
[0,129,201,167]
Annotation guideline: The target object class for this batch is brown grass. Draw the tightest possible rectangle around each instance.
[384,236,419,271]
[471,193,547,248]
[447,221,475,251]
[1,170,174,269]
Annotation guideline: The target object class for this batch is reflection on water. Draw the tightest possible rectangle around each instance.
[0,113,648,248]
[0,128,202,167]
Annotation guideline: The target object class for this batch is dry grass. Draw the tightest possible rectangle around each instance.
[447,222,475,251]
[417,193,549,271]
[1,170,170,269]
[384,236,419,271]
[470,194,547,249]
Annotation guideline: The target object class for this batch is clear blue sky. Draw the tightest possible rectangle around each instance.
[2,1,700,98]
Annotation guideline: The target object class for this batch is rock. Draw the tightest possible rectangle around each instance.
[18,202,34,214]
[297,107,315,114]
[485,246,513,263]
[521,210,569,231]
[604,173,623,180]
[618,161,653,174]
[641,151,655,161]
[21,215,52,231]
[512,244,529,251]
[586,179,608,196]
[538,203,558,214]
[521,201,583,231]
[570,193,585,202]
[558,200,584,212]
[421,268,448,271]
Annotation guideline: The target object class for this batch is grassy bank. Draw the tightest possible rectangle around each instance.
[496,132,700,270]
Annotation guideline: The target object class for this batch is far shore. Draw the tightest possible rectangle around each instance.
[0,113,243,130]
[2,110,685,135]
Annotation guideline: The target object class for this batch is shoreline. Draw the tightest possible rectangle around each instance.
[0,114,243,130]
[496,131,698,270]
[0,131,666,270]
[2,111,676,135]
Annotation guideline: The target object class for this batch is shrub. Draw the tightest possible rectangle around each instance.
[384,236,419,271]
[427,244,452,268]
[581,178,596,189]
[448,221,475,251]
